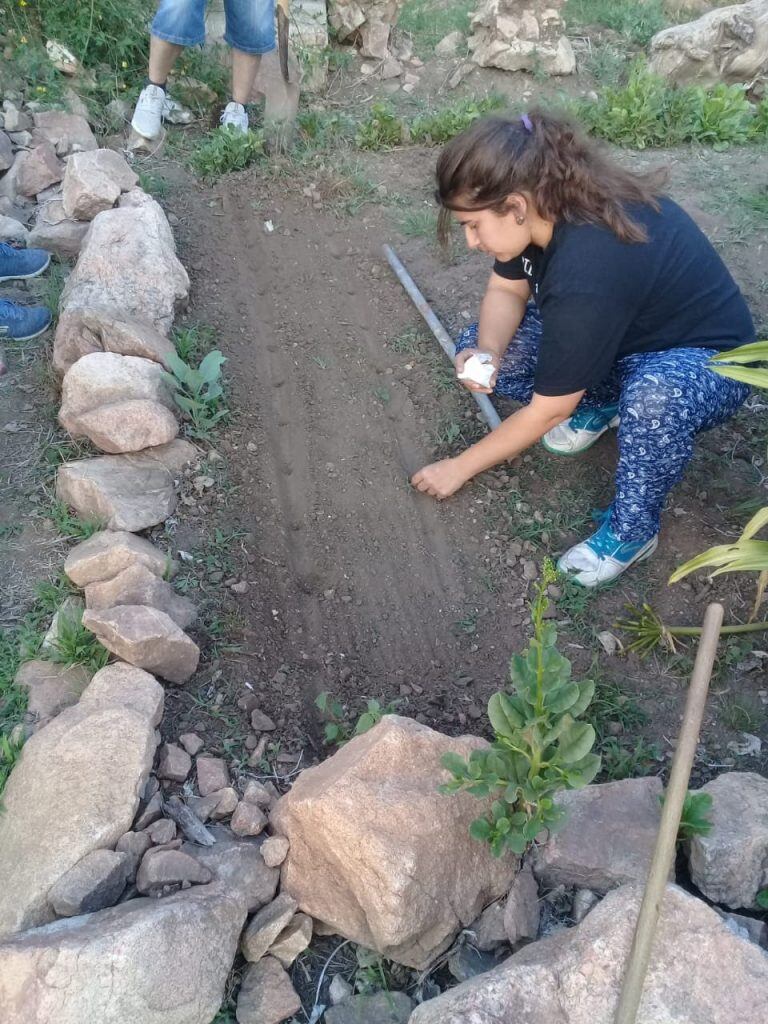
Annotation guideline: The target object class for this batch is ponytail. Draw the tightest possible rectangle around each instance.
[436,110,668,245]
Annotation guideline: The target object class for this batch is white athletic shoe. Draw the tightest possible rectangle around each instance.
[543,404,620,456]
[220,102,249,133]
[558,518,659,588]
[131,84,166,140]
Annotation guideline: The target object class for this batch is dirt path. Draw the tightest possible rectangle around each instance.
[171,175,535,743]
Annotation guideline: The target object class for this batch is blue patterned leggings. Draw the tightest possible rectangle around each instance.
[456,306,750,543]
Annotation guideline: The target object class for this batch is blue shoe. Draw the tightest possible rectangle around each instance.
[0,242,51,283]
[0,301,53,341]
[557,516,658,587]
[542,403,620,456]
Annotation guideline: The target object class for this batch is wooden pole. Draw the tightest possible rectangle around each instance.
[614,602,724,1024]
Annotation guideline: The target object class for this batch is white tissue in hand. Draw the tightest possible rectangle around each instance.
[457,352,495,388]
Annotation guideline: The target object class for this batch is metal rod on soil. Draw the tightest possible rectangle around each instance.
[614,602,724,1024]
[382,244,502,431]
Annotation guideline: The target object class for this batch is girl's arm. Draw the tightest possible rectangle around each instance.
[412,390,584,499]
[457,274,531,394]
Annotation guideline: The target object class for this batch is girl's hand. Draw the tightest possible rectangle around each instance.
[411,458,470,500]
[454,348,500,395]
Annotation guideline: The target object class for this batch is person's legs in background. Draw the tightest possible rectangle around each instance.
[220,0,276,130]
[0,244,53,350]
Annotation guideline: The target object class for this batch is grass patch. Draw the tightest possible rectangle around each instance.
[575,63,768,149]
[138,171,171,199]
[719,694,764,732]
[564,0,669,46]
[356,104,405,151]
[48,609,110,672]
[738,188,768,222]
[398,206,438,237]
[189,127,265,180]
[46,498,104,540]
[39,261,68,322]
[409,94,506,144]
[599,736,661,780]
[399,0,474,53]
[582,43,627,88]
[585,670,647,744]
[173,322,218,362]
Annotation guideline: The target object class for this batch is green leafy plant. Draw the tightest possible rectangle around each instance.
[189,127,265,179]
[564,0,668,45]
[409,95,506,145]
[662,790,713,842]
[0,731,25,806]
[398,0,473,52]
[441,567,600,857]
[757,889,768,910]
[48,608,110,672]
[575,64,765,150]
[173,322,218,362]
[615,602,768,656]
[671,340,768,615]
[355,104,405,151]
[47,498,104,540]
[599,737,660,781]
[315,693,399,745]
[163,350,228,439]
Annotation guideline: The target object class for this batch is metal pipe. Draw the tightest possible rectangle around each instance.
[383,244,502,431]
[614,602,724,1024]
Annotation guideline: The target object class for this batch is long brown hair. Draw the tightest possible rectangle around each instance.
[436,110,668,245]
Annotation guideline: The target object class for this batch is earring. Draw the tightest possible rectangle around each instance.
[516,216,525,225]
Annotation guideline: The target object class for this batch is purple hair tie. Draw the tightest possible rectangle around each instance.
[520,113,534,133]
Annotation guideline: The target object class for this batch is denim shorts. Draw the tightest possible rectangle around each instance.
[152,0,276,55]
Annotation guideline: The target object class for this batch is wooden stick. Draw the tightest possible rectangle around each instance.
[614,602,724,1024]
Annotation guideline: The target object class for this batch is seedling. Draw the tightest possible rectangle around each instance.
[662,790,713,842]
[163,350,228,439]
[441,564,600,857]
[315,693,399,746]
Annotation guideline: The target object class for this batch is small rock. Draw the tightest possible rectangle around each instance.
[504,862,540,945]
[182,825,279,913]
[196,756,230,796]
[0,131,13,171]
[64,530,172,587]
[115,829,152,881]
[134,791,163,830]
[84,563,196,630]
[82,605,200,685]
[33,111,97,155]
[15,141,63,197]
[325,992,414,1023]
[236,956,301,1024]
[241,892,298,962]
[243,780,274,808]
[209,787,239,820]
[470,898,507,951]
[146,818,177,845]
[329,973,353,1005]
[269,912,312,966]
[62,147,139,220]
[157,743,192,783]
[260,835,289,868]
[231,800,268,837]
[448,944,499,983]
[571,887,600,923]
[0,213,28,243]
[179,732,204,756]
[48,849,130,917]
[251,709,277,732]
[136,848,212,894]
[231,580,249,594]
[435,30,464,56]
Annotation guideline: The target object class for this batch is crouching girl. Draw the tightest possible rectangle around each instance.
[412,112,755,587]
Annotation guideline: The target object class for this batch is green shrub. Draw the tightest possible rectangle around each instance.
[398,0,474,52]
[355,104,405,151]
[564,0,668,46]
[189,126,265,179]
[409,94,506,144]
[441,567,600,857]
[575,64,765,149]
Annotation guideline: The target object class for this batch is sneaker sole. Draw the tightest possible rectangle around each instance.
[558,535,658,589]
[8,320,53,342]
[541,415,620,457]
[0,254,51,283]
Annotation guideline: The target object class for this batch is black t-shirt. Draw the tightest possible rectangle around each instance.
[493,197,755,396]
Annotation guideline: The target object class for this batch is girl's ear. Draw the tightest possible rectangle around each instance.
[503,193,528,220]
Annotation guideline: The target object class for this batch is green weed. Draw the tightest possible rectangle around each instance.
[48,608,110,672]
[564,0,668,46]
[583,43,627,88]
[719,693,763,732]
[665,790,713,842]
[174,44,230,103]
[575,64,766,149]
[398,207,438,238]
[599,737,660,780]
[757,889,768,910]
[47,498,104,540]
[189,127,265,179]
[315,693,400,746]
[0,730,24,803]
[398,0,473,53]
[409,95,507,144]
[38,435,95,470]
[738,188,768,222]
[138,171,171,199]
[39,262,67,321]
[585,671,647,744]
[355,104,405,151]
[173,322,218,362]
[296,109,354,149]
[390,326,425,355]
[163,350,228,439]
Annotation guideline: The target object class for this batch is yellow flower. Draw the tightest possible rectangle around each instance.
[19,1,27,7]
[36,85,46,93]
[121,60,127,68]
[20,34,27,43]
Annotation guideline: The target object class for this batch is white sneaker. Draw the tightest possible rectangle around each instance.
[131,84,166,140]
[220,102,249,133]
[557,518,658,588]
[542,404,620,456]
